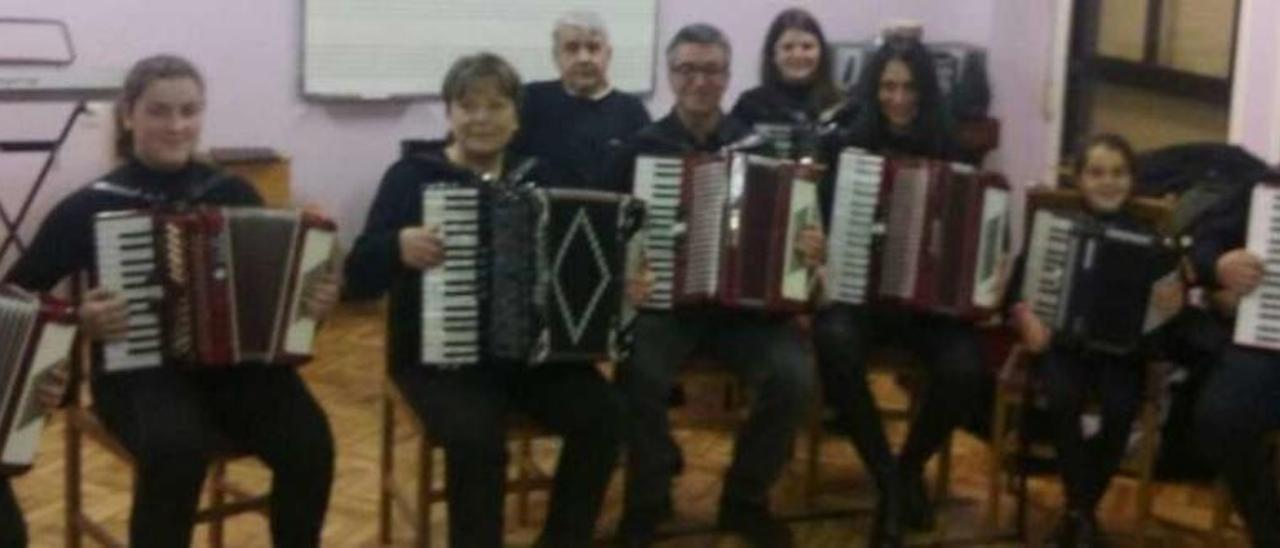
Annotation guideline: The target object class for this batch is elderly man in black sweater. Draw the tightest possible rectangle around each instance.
[514,10,651,190]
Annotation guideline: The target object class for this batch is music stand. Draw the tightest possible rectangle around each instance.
[0,18,119,264]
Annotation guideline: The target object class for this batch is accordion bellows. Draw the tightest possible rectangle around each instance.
[93,208,337,371]
[0,285,76,472]
[420,184,642,366]
[826,148,1010,319]
[632,153,822,312]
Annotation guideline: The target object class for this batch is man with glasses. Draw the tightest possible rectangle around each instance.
[514,11,651,188]
[612,23,820,548]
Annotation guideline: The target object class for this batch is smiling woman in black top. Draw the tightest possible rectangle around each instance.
[729,7,848,159]
[4,54,340,548]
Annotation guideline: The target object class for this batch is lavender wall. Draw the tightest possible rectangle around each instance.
[0,0,1000,251]
[9,0,1270,256]
[1230,0,1280,164]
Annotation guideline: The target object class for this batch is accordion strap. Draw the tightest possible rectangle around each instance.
[90,171,234,207]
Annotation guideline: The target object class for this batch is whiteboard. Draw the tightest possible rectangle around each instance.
[302,0,657,99]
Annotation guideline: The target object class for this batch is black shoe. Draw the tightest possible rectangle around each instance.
[868,489,904,548]
[717,501,794,548]
[1073,512,1104,548]
[1048,512,1078,547]
[616,499,673,548]
[900,471,935,531]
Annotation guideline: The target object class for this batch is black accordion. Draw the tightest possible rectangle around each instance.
[93,207,338,372]
[419,184,643,366]
[0,286,76,473]
[1021,191,1181,354]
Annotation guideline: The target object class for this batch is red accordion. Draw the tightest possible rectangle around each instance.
[0,285,76,473]
[93,207,338,371]
[825,148,1010,319]
[633,153,822,312]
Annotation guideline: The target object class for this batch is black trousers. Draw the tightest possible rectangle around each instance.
[812,304,985,486]
[1194,345,1280,546]
[91,367,334,548]
[0,479,24,548]
[392,361,623,548]
[1040,348,1144,513]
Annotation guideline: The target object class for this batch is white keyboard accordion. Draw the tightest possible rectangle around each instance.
[419,184,643,367]
[1235,182,1280,350]
[630,153,822,312]
[1021,189,1181,354]
[0,286,76,472]
[825,148,1010,319]
[93,207,338,372]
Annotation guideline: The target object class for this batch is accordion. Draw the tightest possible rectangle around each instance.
[1021,191,1180,354]
[0,286,76,472]
[1235,182,1280,350]
[631,153,822,312]
[93,207,338,372]
[825,148,1009,319]
[420,185,643,366]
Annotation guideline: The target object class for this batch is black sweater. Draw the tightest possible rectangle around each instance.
[513,80,651,191]
[343,141,564,369]
[4,159,262,372]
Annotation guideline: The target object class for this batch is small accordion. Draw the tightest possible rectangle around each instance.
[1235,182,1280,350]
[420,184,643,366]
[1021,189,1181,354]
[93,208,338,372]
[631,153,822,312]
[0,286,76,472]
[825,148,1010,319]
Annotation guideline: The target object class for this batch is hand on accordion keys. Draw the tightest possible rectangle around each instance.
[1216,248,1265,296]
[1012,302,1052,354]
[78,287,130,342]
[34,359,70,413]
[399,225,445,271]
[795,225,826,268]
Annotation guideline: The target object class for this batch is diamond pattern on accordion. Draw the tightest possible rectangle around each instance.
[552,207,613,345]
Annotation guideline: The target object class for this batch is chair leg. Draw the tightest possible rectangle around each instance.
[1210,483,1232,545]
[933,433,953,503]
[1134,368,1163,548]
[379,392,395,545]
[209,461,227,548]
[986,398,1009,530]
[805,411,823,508]
[517,433,532,527]
[417,435,433,548]
[66,414,84,548]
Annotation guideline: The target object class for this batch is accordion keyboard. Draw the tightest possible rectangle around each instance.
[1237,184,1280,349]
[632,157,684,309]
[421,187,482,365]
[827,149,884,305]
[94,214,164,371]
[1024,210,1075,330]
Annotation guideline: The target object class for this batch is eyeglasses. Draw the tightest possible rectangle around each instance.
[669,63,728,80]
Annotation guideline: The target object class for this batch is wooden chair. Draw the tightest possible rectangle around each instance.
[377,376,555,547]
[984,345,1167,540]
[63,338,270,548]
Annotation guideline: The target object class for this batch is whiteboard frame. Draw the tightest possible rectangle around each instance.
[298,0,659,101]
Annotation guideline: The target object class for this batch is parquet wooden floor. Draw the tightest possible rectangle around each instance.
[11,303,1249,546]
